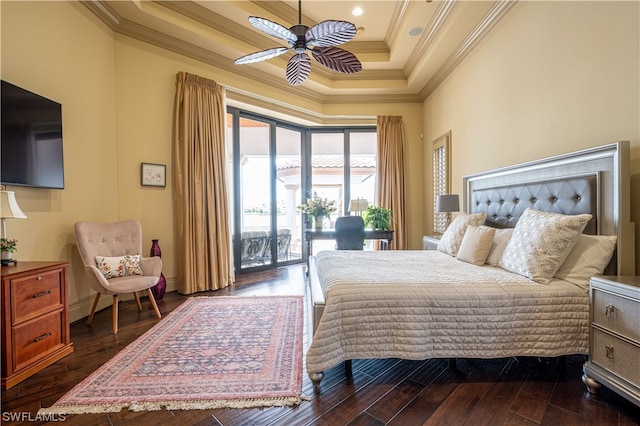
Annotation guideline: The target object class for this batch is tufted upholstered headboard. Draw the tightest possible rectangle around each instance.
[470,174,598,234]
[462,141,635,275]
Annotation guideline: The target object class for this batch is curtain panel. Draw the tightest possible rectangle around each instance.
[174,72,233,294]
[376,115,408,250]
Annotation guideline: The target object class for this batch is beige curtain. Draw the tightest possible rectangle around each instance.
[174,72,233,294]
[376,116,408,250]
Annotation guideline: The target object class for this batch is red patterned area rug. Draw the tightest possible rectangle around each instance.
[39,296,305,414]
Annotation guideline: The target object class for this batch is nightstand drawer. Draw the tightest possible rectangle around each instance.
[13,311,64,371]
[592,288,640,342]
[592,328,640,388]
[11,270,63,325]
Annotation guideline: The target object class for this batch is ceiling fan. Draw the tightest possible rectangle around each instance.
[234,0,362,86]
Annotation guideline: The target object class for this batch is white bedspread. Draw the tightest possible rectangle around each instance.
[305,250,589,376]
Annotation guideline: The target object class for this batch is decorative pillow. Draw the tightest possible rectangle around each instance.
[437,212,487,257]
[457,225,496,266]
[485,228,514,266]
[499,209,592,284]
[554,234,617,290]
[95,254,143,279]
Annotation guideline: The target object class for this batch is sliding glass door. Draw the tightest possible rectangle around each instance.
[230,110,303,272]
[275,126,303,265]
[229,107,376,273]
[308,129,377,253]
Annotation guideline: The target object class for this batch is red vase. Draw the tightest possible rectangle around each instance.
[150,239,166,300]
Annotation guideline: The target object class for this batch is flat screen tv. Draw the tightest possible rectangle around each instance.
[1,80,64,189]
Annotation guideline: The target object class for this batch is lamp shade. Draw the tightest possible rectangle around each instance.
[348,198,369,213]
[436,194,459,213]
[0,190,27,219]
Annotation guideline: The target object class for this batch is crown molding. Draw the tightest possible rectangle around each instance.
[384,0,411,47]
[226,88,378,126]
[404,0,457,76]
[419,0,518,99]
[81,0,120,30]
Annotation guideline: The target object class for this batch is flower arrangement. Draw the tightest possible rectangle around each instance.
[0,238,18,253]
[297,192,337,222]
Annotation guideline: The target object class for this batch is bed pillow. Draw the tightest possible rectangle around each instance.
[456,225,496,266]
[485,228,514,266]
[554,234,617,290]
[499,209,592,284]
[95,254,144,279]
[437,212,487,257]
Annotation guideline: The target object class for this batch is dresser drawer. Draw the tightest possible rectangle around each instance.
[13,311,64,372]
[592,288,640,342]
[592,328,640,388]
[11,269,63,325]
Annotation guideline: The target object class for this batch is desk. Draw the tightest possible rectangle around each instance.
[304,229,394,258]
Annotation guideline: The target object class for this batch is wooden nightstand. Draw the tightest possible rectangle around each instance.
[582,275,640,407]
[1,261,74,390]
[422,235,441,250]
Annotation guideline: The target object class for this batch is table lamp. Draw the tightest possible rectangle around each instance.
[1,187,27,265]
[436,194,459,228]
[348,198,368,216]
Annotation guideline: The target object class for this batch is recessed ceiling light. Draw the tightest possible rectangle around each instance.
[408,27,423,37]
[352,7,363,17]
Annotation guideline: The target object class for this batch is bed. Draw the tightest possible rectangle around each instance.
[306,141,635,386]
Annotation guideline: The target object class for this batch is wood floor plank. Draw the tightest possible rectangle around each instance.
[423,359,506,425]
[306,360,427,425]
[463,358,530,425]
[507,361,559,423]
[387,359,475,426]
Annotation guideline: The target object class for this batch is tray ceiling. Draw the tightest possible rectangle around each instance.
[83,0,517,104]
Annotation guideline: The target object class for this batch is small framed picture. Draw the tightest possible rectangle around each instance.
[141,163,166,187]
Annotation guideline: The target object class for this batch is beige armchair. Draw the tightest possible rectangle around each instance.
[74,220,162,334]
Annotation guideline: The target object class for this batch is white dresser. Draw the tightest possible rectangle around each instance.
[582,275,640,407]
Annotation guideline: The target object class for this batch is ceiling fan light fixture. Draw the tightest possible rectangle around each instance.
[234,0,362,86]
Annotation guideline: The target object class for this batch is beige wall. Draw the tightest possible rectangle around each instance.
[1,1,425,322]
[1,2,120,321]
[423,1,640,273]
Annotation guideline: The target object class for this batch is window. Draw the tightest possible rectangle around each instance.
[228,107,376,271]
[432,131,451,234]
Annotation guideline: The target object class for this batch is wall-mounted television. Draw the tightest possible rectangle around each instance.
[1,80,65,189]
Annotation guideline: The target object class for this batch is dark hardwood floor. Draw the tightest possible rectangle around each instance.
[2,264,639,425]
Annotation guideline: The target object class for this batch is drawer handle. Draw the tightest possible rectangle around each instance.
[36,276,43,281]
[605,304,615,317]
[606,344,614,359]
[32,290,52,299]
[33,332,52,343]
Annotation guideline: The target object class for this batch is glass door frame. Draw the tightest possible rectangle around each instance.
[229,106,376,272]
[306,127,378,216]
[230,107,305,273]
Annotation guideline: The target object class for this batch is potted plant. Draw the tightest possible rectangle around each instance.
[1,238,18,264]
[297,192,337,230]
[363,205,392,230]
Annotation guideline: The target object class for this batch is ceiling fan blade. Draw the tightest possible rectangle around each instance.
[234,47,289,65]
[248,16,296,44]
[306,20,356,47]
[311,46,362,74]
[286,53,311,86]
